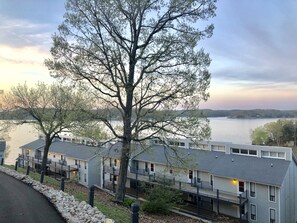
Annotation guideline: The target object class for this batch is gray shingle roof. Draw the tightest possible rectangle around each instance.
[21,139,102,161]
[101,142,290,186]
[211,154,290,186]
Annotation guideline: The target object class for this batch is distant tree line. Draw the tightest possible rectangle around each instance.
[251,119,297,146]
[1,109,297,120]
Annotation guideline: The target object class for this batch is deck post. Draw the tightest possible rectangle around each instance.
[60,177,65,191]
[26,165,30,175]
[196,178,200,216]
[217,189,219,214]
[15,161,18,171]
[88,185,95,207]
[102,159,105,188]
[54,162,57,179]
[40,170,45,183]
[239,194,242,222]
[131,203,140,223]
[136,171,139,198]
[112,167,115,193]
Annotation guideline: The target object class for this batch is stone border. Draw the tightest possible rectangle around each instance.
[0,166,112,223]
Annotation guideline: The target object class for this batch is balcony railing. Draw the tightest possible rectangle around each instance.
[130,167,150,176]
[19,154,52,164]
[58,160,67,166]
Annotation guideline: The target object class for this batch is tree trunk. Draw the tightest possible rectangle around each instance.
[115,138,131,202]
[41,135,51,174]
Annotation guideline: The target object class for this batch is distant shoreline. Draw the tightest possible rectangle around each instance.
[1,109,297,120]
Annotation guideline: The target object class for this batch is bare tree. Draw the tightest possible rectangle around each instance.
[46,0,216,202]
[2,83,92,180]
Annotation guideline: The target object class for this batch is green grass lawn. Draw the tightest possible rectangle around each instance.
[4,165,130,223]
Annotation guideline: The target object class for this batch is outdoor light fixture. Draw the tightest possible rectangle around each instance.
[232,179,238,184]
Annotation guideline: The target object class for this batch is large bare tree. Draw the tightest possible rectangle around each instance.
[46,0,216,202]
[2,83,92,181]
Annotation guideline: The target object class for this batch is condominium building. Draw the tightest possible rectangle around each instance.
[19,137,103,187]
[101,139,297,223]
[19,136,297,222]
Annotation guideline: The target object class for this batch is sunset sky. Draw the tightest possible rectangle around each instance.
[0,0,296,110]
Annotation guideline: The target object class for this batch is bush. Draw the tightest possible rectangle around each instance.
[142,185,182,214]
[123,197,137,208]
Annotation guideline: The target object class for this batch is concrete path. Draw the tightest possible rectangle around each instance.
[0,172,66,223]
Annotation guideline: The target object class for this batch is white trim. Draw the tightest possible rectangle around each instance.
[249,182,256,198]
[269,208,277,223]
[250,203,257,221]
[268,185,276,203]
[275,188,281,222]
[238,181,245,194]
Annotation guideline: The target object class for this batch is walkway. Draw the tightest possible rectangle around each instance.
[0,172,66,223]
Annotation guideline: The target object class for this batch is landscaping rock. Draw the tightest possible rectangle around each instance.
[0,166,109,223]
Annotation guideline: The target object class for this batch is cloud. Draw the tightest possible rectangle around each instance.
[0,16,53,50]
[203,0,297,86]
[0,45,54,91]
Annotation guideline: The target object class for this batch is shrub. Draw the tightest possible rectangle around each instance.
[142,185,182,214]
[123,197,137,208]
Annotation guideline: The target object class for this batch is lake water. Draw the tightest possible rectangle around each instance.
[2,117,282,165]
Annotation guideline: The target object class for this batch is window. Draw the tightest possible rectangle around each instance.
[84,161,87,169]
[269,186,275,202]
[53,155,56,158]
[250,182,256,197]
[241,149,248,154]
[239,181,244,192]
[250,204,256,220]
[75,159,77,165]
[84,173,87,182]
[189,170,193,179]
[169,169,173,174]
[150,163,154,172]
[232,148,239,153]
[145,162,148,172]
[270,152,277,157]
[79,172,81,180]
[114,159,117,166]
[261,151,269,157]
[278,152,285,158]
[249,150,257,155]
[270,208,276,223]
[61,155,64,160]
[109,158,112,167]
[78,160,81,168]
[180,142,185,147]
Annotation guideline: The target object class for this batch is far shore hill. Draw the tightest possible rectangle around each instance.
[1,109,297,120]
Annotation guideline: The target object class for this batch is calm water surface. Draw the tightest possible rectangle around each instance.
[3,117,282,165]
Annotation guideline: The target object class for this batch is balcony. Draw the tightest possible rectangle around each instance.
[58,159,67,166]
[19,154,51,164]
[121,167,248,206]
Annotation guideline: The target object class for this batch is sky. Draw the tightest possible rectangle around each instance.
[0,0,297,110]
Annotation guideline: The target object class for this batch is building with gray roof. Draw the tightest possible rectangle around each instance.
[19,136,297,222]
[101,139,297,223]
[19,138,103,187]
